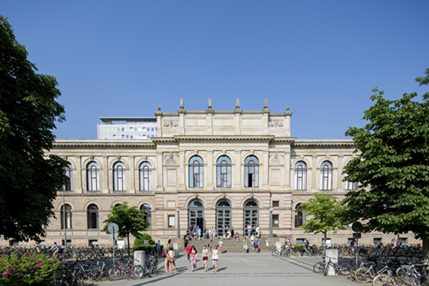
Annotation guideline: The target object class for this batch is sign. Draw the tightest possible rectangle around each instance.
[353,233,361,239]
[144,240,148,245]
[352,222,362,232]
[108,223,119,234]
[109,234,117,241]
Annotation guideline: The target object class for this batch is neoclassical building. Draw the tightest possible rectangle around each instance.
[2,100,418,246]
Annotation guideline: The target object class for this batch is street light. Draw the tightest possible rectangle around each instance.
[176,207,180,238]
[269,206,274,237]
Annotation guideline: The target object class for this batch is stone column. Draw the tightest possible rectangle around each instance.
[234,151,241,189]
[311,155,317,191]
[129,156,135,193]
[75,156,83,193]
[284,151,291,188]
[336,155,343,191]
[262,151,269,187]
[103,156,110,193]
[206,151,214,189]
[178,151,186,191]
[156,152,163,191]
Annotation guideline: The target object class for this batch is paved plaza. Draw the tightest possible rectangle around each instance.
[98,253,358,286]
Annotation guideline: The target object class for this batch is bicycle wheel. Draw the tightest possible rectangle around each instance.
[313,262,325,273]
[108,266,124,281]
[271,250,278,256]
[355,268,372,283]
[133,265,145,279]
[350,265,359,280]
[88,268,103,282]
[127,265,140,279]
[372,274,395,286]
[74,272,85,286]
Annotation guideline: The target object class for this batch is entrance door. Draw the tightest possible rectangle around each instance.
[216,200,231,237]
[188,199,204,229]
[243,199,259,235]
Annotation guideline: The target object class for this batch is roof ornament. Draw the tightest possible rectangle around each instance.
[264,98,268,110]
[180,98,184,110]
[235,98,240,110]
[208,98,212,110]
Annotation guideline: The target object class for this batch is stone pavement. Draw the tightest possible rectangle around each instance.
[97,253,358,286]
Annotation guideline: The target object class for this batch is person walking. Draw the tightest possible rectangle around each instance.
[255,225,260,238]
[167,246,178,273]
[186,244,192,263]
[243,237,248,253]
[190,246,198,272]
[231,227,235,240]
[203,226,207,239]
[236,232,240,242]
[202,245,209,272]
[164,244,171,273]
[247,223,252,237]
[218,238,223,254]
[250,234,255,250]
[208,227,213,240]
[212,245,219,273]
[254,237,259,253]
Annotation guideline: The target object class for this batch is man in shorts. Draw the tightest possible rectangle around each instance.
[254,237,259,253]
[243,237,248,253]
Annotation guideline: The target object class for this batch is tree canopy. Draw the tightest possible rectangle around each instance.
[0,15,67,242]
[342,68,429,259]
[102,202,150,255]
[299,193,347,247]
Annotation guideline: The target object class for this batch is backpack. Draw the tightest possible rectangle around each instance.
[161,250,166,257]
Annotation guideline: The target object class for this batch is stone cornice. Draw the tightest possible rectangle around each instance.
[173,135,275,142]
[293,139,355,149]
[53,140,156,149]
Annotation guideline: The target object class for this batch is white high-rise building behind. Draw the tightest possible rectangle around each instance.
[97,117,157,139]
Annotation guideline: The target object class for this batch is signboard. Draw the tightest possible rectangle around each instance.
[109,234,117,241]
[352,222,362,233]
[108,223,119,234]
[353,233,361,239]
[144,240,148,245]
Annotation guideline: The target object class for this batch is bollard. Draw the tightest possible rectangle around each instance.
[275,241,282,252]
[134,251,145,267]
[173,243,179,258]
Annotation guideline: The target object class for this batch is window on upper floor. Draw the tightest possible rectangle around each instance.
[87,162,99,191]
[189,156,204,188]
[294,161,307,190]
[140,204,152,228]
[139,162,152,191]
[216,156,231,188]
[320,161,333,190]
[64,163,73,191]
[244,156,259,188]
[113,162,126,191]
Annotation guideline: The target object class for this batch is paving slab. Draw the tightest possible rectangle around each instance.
[97,253,358,286]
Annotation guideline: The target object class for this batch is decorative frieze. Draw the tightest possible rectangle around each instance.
[163,121,179,128]
[269,120,284,128]
[164,152,179,165]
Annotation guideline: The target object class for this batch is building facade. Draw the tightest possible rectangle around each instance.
[97,117,157,139]
[1,100,418,246]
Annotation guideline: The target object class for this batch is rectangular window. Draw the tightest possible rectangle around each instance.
[62,239,71,246]
[126,135,129,139]
[113,134,116,138]
[374,238,382,244]
[272,214,279,227]
[121,135,125,138]
[168,215,175,227]
[147,135,150,139]
[151,128,154,131]
[89,240,98,245]
[130,135,133,139]
[272,201,279,207]
[129,127,133,130]
[151,135,154,137]
[134,127,137,131]
[39,240,45,245]
[142,127,146,130]
[348,238,354,244]
[296,238,304,244]
[117,127,120,131]
[121,127,124,131]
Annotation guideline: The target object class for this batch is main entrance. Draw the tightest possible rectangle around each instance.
[216,200,231,237]
[243,199,259,235]
[188,199,204,229]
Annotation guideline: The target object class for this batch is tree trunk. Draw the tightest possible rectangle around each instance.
[127,233,130,257]
[324,231,327,250]
[423,238,429,263]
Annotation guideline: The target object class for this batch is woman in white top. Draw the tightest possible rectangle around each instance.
[212,245,219,273]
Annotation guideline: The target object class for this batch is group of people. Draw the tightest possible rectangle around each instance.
[184,244,220,273]
[242,236,260,253]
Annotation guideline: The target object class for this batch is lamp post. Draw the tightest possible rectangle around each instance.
[176,207,180,238]
[269,206,274,237]
[62,188,67,250]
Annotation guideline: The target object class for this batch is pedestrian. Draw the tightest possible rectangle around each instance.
[254,237,259,253]
[190,246,198,272]
[186,244,192,262]
[243,237,248,253]
[250,234,255,249]
[213,227,217,239]
[236,232,240,242]
[167,246,178,273]
[247,223,252,237]
[208,239,213,250]
[231,227,235,239]
[208,227,213,240]
[256,225,260,238]
[203,226,207,239]
[202,245,209,272]
[212,245,219,273]
[197,226,202,240]
[156,240,161,254]
[218,238,223,254]
[164,243,171,273]
[193,230,197,240]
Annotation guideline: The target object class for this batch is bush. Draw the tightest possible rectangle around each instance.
[0,253,63,286]
[293,244,304,252]
[133,244,163,252]
[134,233,155,246]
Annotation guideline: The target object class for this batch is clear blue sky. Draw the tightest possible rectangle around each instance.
[3,1,429,140]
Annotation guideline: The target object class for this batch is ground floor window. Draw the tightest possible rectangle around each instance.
[168,215,175,228]
[272,214,279,227]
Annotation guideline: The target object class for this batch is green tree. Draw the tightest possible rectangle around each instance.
[300,193,347,248]
[0,15,67,242]
[342,68,429,260]
[102,202,150,256]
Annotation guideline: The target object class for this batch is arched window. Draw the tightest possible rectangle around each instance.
[87,162,99,191]
[61,204,72,229]
[189,156,203,188]
[345,162,357,190]
[216,156,231,188]
[139,162,152,191]
[295,203,305,227]
[64,163,73,191]
[244,156,259,188]
[114,203,122,207]
[320,161,332,190]
[113,162,126,191]
[294,161,307,190]
[140,204,152,228]
[87,204,99,229]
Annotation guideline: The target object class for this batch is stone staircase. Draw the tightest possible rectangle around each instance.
[171,236,278,253]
